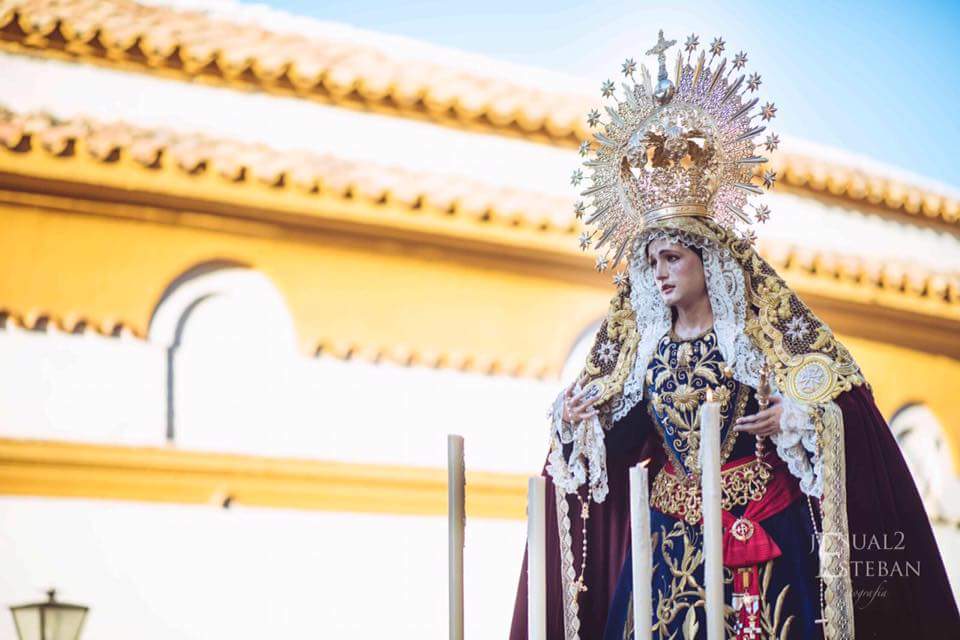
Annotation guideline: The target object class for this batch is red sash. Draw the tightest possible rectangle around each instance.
[657,453,801,567]
[720,456,801,568]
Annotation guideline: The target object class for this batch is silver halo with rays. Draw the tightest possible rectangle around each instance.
[576,30,780,270]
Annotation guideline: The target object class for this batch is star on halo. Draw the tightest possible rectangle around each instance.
[709,37,725,57]
[578,231,591,250]
[600,79,615,98]
[742,229,757,246]
[754,204,771,223]
[747,72,762,92]
[621,58,637,77]
[613,271,628,287]
[570,169,584,186]
[587,109,601,127]
[761,102,778,121]
[684,34,699,53]
[762,169,777,189]
[595,255,609,271]
[763,133,780,152]
[574,201,586,218]
[733,51,748,69]
[578,140,590,156]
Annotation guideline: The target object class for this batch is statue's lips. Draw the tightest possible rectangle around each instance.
[661,284,676,294]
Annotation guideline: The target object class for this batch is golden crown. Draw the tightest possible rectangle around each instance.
[574,30,779,272]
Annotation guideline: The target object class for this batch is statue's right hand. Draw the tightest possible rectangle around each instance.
[562,380,600,423]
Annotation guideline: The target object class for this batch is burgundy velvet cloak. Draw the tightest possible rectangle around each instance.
[508,385,960,639]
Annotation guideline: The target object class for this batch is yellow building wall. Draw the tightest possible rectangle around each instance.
[3,198,960,457]
[0,203,607,377]
[843,335,960,462]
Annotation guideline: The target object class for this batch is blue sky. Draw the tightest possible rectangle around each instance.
[262,0,960,189]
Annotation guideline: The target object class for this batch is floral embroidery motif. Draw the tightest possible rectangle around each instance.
[644,522,795,640]
[645,329,747,475]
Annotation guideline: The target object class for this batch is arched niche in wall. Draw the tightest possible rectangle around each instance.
[149,263,300,452]
[889,403,960,524]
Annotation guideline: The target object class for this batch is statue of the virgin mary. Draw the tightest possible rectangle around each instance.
[509,30,960,640]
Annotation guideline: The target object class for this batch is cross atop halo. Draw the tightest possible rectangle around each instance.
[645,29,676,79]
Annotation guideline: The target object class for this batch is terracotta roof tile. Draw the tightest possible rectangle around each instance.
[0,106,576,233]
[771,154,959,225]
[2,105,958,313]
[0,308,141,338]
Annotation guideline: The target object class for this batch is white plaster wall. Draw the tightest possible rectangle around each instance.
[0,266,570,473]
[0,330,166,447]
[0,497,526,640]
[0,327,563,474]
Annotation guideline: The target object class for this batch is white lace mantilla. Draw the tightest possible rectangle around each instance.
[545,228,821,502]
[771,392,823,497]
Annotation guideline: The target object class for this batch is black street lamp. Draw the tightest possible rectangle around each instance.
[9,589,88,640]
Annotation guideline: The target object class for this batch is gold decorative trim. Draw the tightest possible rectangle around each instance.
[643,204,711,225]
[0,437,528,519]
[0,1,956,225]
[583,282,638,405]
[817,402,855,640]
[650,456,772,526]
[554,483,582,640]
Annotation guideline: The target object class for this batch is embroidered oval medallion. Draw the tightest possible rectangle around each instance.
[785,353,837,403]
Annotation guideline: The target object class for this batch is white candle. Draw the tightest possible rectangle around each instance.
[527,476,547,640]
[630,461,652,640]
[448,434,465,640]
[700,394,724,640]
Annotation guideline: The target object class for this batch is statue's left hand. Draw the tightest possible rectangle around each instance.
[733,395,783,437]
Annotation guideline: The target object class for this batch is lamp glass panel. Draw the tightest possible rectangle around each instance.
[11,607,41,640]
[42,607,87,640]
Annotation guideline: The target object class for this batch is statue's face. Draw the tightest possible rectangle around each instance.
[645,238,707,309]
